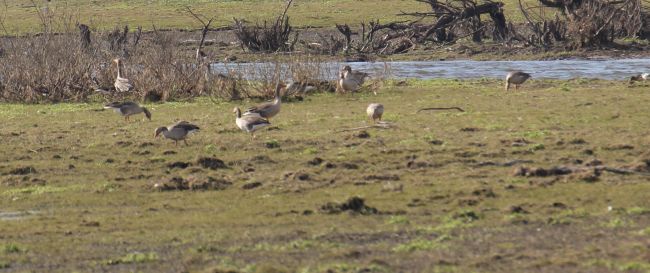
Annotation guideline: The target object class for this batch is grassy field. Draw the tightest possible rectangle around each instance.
[0,0,535,34]
[1,79,650,272]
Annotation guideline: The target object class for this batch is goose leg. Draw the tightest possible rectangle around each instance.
[175,140,178,146]
[184,139,189,146]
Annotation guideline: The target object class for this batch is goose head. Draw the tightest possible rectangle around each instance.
[233,107,242,118]
[154,127,168,138]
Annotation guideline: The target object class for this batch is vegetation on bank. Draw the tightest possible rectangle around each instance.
[1,79,650,272]
[1,0,537,34]
[0,0,648,104]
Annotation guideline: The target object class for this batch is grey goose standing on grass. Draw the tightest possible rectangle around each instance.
[154,121,200,146]
[366,103,384,123]
[104,101,151,121]
[505,71,531,91]
[244,81,283,121]
[113,58,134,92]
[234,107,271,140]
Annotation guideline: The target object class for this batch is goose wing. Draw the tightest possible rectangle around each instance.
[171,121,200,132]
[242,115,270,131]
[104,101,136,109]
[115,77,134,92]
[245,101,274,114]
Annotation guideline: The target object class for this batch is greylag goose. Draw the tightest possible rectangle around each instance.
[337,65,369,92]
[243,82,283,121]
[104,101,151,121]
[629,73,649,83]
[113,58,134,92]
[505,71,531,91]
[234,107,270,139]
[285,80,316,95]
[154,121,200,146]
[366,103,384,123]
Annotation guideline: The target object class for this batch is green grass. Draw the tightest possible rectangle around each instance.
[104,252,159,265]
[1,0,537,34]
[1,79,650,272]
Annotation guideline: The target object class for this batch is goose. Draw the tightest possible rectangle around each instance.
[154,121,200,146]
[629,73,649,83]
[104,101,151,121]
[234,107,270,139]
[285,80,316,95]
[113,58,134,92]
[505,71,531,91]
[337,65,369,92]
[243,82,283,121]
[366,103,384,123]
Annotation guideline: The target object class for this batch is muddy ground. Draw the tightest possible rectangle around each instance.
[1,79,650,272]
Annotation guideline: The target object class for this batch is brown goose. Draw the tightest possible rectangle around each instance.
[505,71,531,91]
[234,107,270,139]
[366,103,384,123]
[154,121,200,146]
[243,82,283,121]
[104,101,151,121]
[113,58,134,92]
[337,65,369,92]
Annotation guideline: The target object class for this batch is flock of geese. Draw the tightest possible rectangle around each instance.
[103,58,648,146]
[104,61,376,145]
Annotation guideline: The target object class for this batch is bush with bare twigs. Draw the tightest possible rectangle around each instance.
[232,0,298,52]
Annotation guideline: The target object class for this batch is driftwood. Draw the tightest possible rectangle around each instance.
[401,0,508,43]
[417,107,465,113]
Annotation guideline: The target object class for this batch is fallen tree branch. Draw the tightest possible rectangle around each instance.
[336,122,395,132]
[417,107,465,113]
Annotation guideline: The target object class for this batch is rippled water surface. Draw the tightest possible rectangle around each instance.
[212,58,650,80]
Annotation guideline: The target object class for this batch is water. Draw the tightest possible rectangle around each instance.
[211,58,650,80]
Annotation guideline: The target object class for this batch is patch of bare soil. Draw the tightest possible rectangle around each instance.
[153,175,232,191]
[6,166,37,175]
[196,157,228,170]
[320,197,379,215]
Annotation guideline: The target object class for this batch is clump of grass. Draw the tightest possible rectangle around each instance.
[392,236,450,252]
[265,139,280,149]
[387,215,410,225]
[626,207,650,215]
[603,217,630,228]
[3,243,23,254]
[105,252,159,265]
